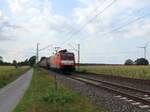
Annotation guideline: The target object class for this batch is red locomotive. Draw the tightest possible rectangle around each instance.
[39,49,75,72]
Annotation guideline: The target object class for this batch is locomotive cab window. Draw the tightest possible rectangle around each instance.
[61,53,74,60]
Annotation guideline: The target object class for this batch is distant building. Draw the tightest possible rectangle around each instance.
[0,56,3,61]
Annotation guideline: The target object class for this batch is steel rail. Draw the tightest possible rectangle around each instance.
[68,75,150,106]
[72,74,150,96]
[74,71,150,85]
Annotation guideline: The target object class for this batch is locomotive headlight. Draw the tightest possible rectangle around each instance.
[61,60,74,65]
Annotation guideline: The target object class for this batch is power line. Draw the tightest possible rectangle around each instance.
[63,0,108,39]
[35,1,150,62]
[38,0,116,52]
[36,43,53,63]
[90,12,150,39]
[39,44,53,51]
[75,5,149,45]
[107,13,150,34]
[61,0,117,46]
[119,4,150,20]
[88,4,150,36]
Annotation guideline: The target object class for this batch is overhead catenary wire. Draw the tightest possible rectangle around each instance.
[105,13,150,34]
[35,1,150,63]
[39,44,53,51]
[62,4,150,46]
[58,0,117,64]
[64,3,150,44]
[62,0,108,38]
[37,0,115,52]
[61,0,117,46]
[86,11,150,41]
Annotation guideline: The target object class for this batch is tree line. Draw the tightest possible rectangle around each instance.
[0,56,36,67]
[124,58,149,65]
[0,55,149,66]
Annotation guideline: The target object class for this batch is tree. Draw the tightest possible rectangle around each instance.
[13,60,17,65]
[17,59,30,66]
[0,56,3,65]
[13,60,18,68]
[0,56,3,61]
[135,58,149,65]
[0,60,3,65]
[24,59,29,65]
[124,59,134,65]
[29,56,36,66]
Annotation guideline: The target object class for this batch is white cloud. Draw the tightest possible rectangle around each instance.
[71,0,150,63]
[0,0,78,61]
[0,0,150,63]
[73,0,150,38]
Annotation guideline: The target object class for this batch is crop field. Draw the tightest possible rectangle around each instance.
[78,65,150,79]
[0,66,30,88]
[14,68,105,112]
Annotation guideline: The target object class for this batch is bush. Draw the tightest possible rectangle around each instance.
[135,58,149,65]
[43,89,75,105]
[124,59,134,65]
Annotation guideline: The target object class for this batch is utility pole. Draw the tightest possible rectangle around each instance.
[36,43,40,63]
[77,44,80,70]
[144,47,146,59]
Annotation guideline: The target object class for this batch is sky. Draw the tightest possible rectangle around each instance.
[0,0,150,64]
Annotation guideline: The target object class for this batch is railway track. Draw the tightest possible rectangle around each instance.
[67,73,150,108]
[75,71,150,85]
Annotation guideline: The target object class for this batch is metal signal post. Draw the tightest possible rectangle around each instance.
[77,44,80,70]
[36,43,40,63]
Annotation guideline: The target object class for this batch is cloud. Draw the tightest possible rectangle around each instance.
[0,10,23,41]
[0,0,79,61]
[73,0,150,39]
[0,0,150,63]
[70,0,150,63]
[6,0,74,38]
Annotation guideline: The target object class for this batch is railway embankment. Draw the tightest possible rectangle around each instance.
[47,70,150,112]
[14,68,105,112]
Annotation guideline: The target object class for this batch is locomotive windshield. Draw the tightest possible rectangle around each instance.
[61,53,74,60]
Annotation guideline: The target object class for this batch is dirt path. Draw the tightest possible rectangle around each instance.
[0,69,33,112]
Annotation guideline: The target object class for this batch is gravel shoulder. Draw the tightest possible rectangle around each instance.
[0,69,33,112]
[48,70,150,112]
[73,72,150,91]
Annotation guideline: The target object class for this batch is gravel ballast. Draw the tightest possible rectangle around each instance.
[48,71,150,112]
[73,72,150,91]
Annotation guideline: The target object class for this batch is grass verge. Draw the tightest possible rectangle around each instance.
[14,68,105,112]
[0,66,30,88]
[78,65,150,79]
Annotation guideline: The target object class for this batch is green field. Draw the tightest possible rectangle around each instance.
[0,66,30,88]
[14,68,105,112]
[78,65,150,79]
